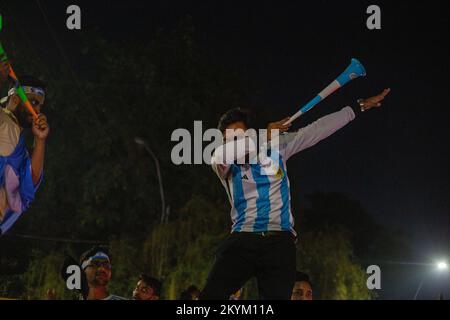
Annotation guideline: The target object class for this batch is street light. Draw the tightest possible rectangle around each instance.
[437,261,448,271]
[135,137,166,224]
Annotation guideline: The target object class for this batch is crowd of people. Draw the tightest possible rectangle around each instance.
[57,246,313,300]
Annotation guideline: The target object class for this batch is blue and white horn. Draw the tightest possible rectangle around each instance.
[285,58,366,124]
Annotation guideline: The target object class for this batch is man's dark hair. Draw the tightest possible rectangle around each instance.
[139,274,162,297]
[186,285,199,294]
[217,108,250,133]
[178,290,192,300]
[178,285,200,300]
[60,254,89,299]
[296,271,312,288]
[8,75,47,91]
[79,246,110,265]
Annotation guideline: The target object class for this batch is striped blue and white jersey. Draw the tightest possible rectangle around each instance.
[211,106,356,235]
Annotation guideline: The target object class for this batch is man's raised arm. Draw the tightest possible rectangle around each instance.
[31,114,49,185]
[281,88,390,160]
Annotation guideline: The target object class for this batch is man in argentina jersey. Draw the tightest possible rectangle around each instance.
[200,88,391,300]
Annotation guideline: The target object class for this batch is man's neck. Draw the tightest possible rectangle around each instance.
[87,285,109,300]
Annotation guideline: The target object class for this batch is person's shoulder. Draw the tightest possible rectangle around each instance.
[0,108,18,124]
[0,108,10,120]
[104,294,128,300]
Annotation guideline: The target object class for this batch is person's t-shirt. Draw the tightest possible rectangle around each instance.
[0,108,21,157]
[0,108,20,220]
[0,108,42,235]
[102,295,127,300]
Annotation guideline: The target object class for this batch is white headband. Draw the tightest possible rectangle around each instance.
[8,86,45,98]
[81,252,111,270]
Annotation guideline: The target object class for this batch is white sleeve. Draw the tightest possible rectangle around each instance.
[280,106,355,160]
[211,136,256,179]
[211,152,232,180]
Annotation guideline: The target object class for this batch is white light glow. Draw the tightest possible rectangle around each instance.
[437,261,448,271]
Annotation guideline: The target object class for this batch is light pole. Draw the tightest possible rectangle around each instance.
[135,137,170,278]
[134,137,166,224]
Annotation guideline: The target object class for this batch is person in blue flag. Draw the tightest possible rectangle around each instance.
[0,62,49,235]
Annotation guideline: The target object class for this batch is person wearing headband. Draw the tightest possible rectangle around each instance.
[0,72,50,235]
[79,246,126,300]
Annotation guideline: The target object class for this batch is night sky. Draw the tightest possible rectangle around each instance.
[1,0,449,299]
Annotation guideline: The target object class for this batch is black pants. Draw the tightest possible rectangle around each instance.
[200,232,296,300]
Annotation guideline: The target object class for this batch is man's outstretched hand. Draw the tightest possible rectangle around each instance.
[360,88,391,110]
[267,117,292,140]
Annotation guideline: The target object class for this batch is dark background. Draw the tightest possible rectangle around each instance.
[0,0,448,299]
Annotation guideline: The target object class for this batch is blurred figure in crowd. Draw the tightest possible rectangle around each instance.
[230,287,243,300]
[44,288,57,300]
[291,271,313,300]
[133,274,162,300]
[179,285,200,300]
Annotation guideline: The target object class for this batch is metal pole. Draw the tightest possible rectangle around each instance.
[135,137,166,224]
[142,144,166,224]
[135,137,168,278]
